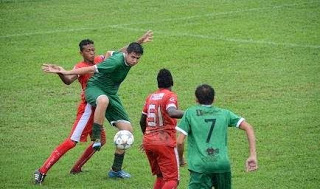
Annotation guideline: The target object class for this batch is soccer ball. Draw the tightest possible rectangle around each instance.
[113,130,134,150]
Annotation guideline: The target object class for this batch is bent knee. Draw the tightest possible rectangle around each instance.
[96,95,109,107]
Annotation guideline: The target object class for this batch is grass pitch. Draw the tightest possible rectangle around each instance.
[0,0,319,188]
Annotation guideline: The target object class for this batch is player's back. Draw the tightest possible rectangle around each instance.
[183,105,239,173]
[143,89,178,147]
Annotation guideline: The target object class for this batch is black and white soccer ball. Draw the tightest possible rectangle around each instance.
[113,130,134,150]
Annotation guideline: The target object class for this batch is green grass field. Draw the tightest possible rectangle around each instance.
[0,0,319,188]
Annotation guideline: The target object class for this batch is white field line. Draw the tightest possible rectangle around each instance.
[1,1,319,49]
[109,25,320,49]
[116,1,319,27]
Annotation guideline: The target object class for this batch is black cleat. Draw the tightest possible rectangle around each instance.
[34,170,46,185]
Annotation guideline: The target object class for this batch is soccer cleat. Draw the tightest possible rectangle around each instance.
[108,169,131,178]
[34,170,46,185]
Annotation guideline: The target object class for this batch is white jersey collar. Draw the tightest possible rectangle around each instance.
[123,53,129,66]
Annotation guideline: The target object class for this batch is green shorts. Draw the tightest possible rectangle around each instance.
[189,171,231,189]
[85,86,130,125]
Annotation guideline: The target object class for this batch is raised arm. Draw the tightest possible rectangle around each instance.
[136,30,153,44]
[119,30,153,52]
[42,64,95,75]
[239,120,258,172]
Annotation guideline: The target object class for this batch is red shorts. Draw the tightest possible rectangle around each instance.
[144,144,180,181]
[69,101,95,142]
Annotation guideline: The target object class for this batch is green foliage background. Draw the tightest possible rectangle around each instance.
[0,0,319,188]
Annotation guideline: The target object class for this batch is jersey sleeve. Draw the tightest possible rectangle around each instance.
[228,110,244,128]
[176,109,190,136]
[165,93,178,110]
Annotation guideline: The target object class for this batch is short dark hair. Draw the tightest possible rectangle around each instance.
[79,39,94,51]
[127,42,144,55]
[157,68,173,88]
[195,84,215,105]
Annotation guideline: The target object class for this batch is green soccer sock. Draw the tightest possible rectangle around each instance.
[92,123,102,141]
[111,153,125,172]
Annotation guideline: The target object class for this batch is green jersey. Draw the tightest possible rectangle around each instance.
[177,104,244,174]
[87,51,131,95]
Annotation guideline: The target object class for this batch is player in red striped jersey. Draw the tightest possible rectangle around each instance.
[140,69,184,189]
[34,31,153,185]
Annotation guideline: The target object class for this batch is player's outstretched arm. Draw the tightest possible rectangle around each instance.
[58,72,78,85]
[42,64,95,75]
[46,64,78,85]
[136,30,153,44]
[239,121,258,172]
[119,30,153,52]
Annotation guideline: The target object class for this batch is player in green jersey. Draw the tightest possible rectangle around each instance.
[176,84,258,189]
[42,40,149,178]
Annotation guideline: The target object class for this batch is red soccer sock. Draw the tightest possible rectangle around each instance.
[162,180,178,189]
[39,139,76,174]
[70,143,95,172]
[153,177,164,189]
[71,130,106,172]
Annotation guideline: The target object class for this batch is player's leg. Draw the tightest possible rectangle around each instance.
[35,138,76,184]
[157,146,179,189]
[93,94,109,127]
[34,101,93,184]
[105,95,132,178]
[211,172,231,189]
[70,104,106,173]
[108,121,133,178]
[85,87,109,146]
[154,176,165,189]
[70,129,106,173]
[144,144,164,189]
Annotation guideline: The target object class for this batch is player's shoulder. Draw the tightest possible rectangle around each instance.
[215,106,232,113]
[186,104,220,113]
[108,51,123,59]
[106,52,124,63]
[94,55,105,64]
[112,51,123,56]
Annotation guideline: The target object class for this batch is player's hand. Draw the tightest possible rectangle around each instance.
[179,157,187,167]
[137,30,153,44]
[246,156,258,172]
[92,140,101,151]
[42,63,64,74]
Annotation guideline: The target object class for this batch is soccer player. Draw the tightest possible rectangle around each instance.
[35,31,153,185]
[140,68,184,189]
[176,84,258,189]
[42,41,148,180]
